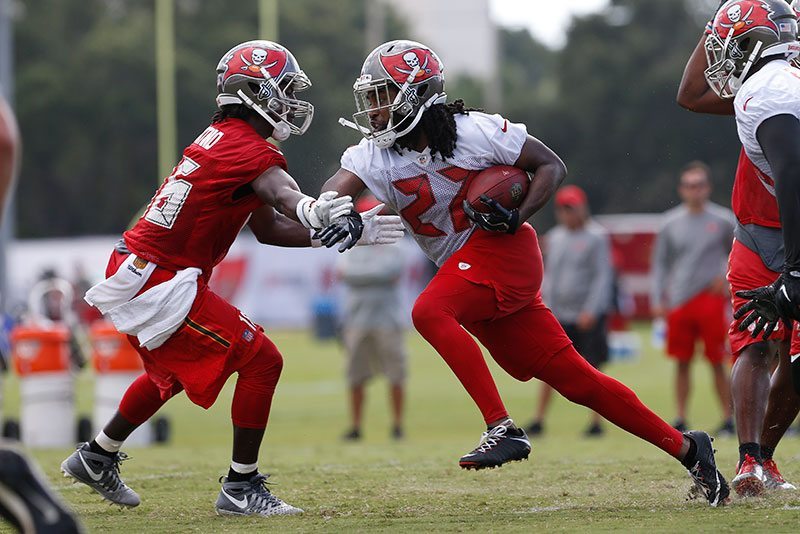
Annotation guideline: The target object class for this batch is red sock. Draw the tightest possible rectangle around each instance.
[118,373,182,425]
[231,337,284,429]
[412,275,509,424]
[538,345,684,457]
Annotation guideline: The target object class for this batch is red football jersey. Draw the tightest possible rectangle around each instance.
[124,118,286,278]
[731,148,781,228]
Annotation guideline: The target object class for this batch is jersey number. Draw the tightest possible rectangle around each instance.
[391,166,478,237]
[143,157,200,229]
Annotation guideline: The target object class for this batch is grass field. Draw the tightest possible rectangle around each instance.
[2,326,800,532]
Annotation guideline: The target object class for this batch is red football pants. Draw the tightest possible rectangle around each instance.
[118,336,283,429]
[413,272,683,457]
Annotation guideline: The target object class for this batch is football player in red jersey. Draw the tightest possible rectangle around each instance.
[677,0,800,495]
[318,39,729,507]
[59,40,404,517]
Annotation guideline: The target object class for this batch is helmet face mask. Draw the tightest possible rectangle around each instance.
[704,0,800,98]
[216,40,314,140]
[351,40,446,149]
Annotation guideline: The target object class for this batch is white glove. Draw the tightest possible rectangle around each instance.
[296,191,353,229]
[356,203,405,246]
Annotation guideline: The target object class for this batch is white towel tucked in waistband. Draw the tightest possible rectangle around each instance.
[85,253,201,350]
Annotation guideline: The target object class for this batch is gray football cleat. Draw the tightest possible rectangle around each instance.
[215,474,303,517]
[60,443,140,508]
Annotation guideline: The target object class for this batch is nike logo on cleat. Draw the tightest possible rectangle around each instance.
[78,453,104,482]
[221,488,248,509]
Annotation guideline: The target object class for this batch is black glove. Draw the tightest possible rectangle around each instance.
[775,269,800,321]
[462,195,520,234]
[313,210,364,252]
[734,277,782,340]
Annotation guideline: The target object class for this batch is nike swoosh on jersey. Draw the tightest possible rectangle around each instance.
[221,488,248,509]
[501,119,508,133]
[78,453,104,482]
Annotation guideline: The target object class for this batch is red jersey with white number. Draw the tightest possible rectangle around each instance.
[733,60,800,228]
[340,112,527,266]
[124,118,286,278]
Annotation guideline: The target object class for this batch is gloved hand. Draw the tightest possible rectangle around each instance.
[734,277,782,340]
[462,195,520,234]
[314,210,364,252]
[296,191,353,229]
[775,269,800,321]
[356,204,405,246]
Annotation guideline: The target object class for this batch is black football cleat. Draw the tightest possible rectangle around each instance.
[459,422,531,470]
[683,430,730,507]
[0,445,83,533]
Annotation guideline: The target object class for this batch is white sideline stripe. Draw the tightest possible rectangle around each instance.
[56,471,200,491]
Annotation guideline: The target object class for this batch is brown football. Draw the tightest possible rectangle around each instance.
[465,165,531,213]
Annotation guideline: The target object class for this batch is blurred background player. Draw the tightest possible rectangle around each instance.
[526,185,613,438]
[59,40,402,518]
[650,162,734,435]
[337,194,408,442]
[0,92,83,533]
[677,0,800,495]
[319,39,729,507]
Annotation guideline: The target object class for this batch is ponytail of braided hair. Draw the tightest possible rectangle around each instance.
[418,99,482,159]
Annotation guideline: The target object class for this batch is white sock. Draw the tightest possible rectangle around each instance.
[230,461,258,474]
[94,431,124,453]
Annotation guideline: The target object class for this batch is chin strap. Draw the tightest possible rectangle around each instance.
[236,89,291,141]
[373,92,447,149]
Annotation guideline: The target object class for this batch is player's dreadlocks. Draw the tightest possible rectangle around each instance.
[413,99,482,160]
[211,104,256,124]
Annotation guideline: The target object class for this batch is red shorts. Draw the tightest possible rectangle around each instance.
[106,251,266,409]
[437,224,542,317]
[727,239,791,357]
[435,224,573,380]
[665,290,728,364]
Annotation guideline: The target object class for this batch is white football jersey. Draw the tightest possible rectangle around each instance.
[341,112,528,266]
[734,59,800,178]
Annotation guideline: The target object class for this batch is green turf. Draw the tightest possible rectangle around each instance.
[2,326,800,532]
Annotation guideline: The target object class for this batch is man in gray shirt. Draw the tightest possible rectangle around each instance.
[337,197,408,441]
[651,162,734,435]
[526,185,613,437]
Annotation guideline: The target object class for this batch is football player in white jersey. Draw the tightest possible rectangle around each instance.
[319,39,729,506]
[678,0,800,495]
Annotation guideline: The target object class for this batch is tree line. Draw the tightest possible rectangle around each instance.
[12,0,737,237]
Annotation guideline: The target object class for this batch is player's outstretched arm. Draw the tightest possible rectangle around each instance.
[251,165,353,230]
[247,204,315,247]
[513,135,567,221]
[321,168,368,199]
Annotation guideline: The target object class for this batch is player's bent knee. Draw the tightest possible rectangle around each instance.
[411,295,447,333]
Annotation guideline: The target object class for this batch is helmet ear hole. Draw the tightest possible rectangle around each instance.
[248,82,260,94]
[416,83,428,97]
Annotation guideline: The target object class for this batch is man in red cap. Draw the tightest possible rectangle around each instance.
[526,185,614,437]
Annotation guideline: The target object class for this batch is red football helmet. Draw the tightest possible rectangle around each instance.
[351,40,446,149]
[705,0,800,98]
[216,40,313,140]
